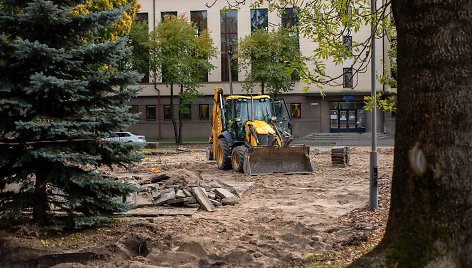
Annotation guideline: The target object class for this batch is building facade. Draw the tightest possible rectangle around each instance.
[128,0,395,140]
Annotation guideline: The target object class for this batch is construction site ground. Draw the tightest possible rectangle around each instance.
[0,145,394,268]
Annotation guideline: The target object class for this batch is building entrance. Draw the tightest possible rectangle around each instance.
[330,101,366,132]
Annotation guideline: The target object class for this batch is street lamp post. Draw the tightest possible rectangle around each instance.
[369,0,378,211]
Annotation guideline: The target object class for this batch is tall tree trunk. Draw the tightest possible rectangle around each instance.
[356,1,472,266]
[177,84,184,144]
[170,83,178,143]
[261,81,265,95]
[33,170,48,225]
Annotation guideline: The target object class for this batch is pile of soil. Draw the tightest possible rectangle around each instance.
[0,146,393,267]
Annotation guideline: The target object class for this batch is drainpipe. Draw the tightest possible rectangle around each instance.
[153,0,161,139]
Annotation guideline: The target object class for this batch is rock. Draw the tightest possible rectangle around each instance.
[207,192,216,200]
[176,190,186,198]
[185,203,200,208]
[253,252,263,258]
[222,197,239,205]
[168,197,196,205]
[154,190,176,205]
[150,174,170,183]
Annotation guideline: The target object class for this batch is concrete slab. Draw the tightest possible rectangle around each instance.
[191,187,215,212]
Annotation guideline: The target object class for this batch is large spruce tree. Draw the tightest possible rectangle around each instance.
[0,0,141,227]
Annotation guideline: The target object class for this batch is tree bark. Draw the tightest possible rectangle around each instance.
[356,1,472,267]
[169,83,178,143]
[33,170,48,225]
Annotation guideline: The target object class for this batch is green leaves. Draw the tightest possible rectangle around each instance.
[0,0,142,228]
[238,28,301,96]
[149,15,216,88]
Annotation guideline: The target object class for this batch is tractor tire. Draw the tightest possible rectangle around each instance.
[216,138,232,170]
[231,146,246,173]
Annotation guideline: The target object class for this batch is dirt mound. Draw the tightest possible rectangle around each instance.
[0,146,394,267]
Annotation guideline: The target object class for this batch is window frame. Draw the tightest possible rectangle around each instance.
[250,8,268,32]
[181,104,192,120]
[145,105,156,120]
[220,9,238,82]
[199,104,210,120]
[290,103,302,119]
[343,67,354,88]
[163,105,172,120]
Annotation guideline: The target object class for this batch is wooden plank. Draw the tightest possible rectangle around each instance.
[123,207,198,217]
[190,187,215,212]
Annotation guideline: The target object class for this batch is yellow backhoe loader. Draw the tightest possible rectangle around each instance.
[207,87,313,175]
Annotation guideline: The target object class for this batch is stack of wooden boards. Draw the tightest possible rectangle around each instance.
[331,146,350,167]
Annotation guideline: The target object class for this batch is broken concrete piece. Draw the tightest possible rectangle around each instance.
[136,192,154,207]
[167,196,196,205]
[222,197,239,206]
[154,190,176,205]
[214,188,236,199]
[176,190,186,198]
[200,187,208,197]
[210,199,222,207]
[183,189,192,197]
[185,203,200,208]
[191,187,215,212]
[150,173,170,183]
[217,180,254,198]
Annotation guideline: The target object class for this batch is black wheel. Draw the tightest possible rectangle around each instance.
[216,138,231,170]
[231,146,246,173]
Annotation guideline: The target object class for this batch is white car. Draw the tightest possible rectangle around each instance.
[104,132,146,143]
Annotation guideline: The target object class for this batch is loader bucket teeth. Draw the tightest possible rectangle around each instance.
[243,145,313,175]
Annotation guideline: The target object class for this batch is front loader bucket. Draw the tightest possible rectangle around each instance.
[243,145,313,175]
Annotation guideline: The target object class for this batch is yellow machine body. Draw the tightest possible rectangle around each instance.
[208,87,313,175]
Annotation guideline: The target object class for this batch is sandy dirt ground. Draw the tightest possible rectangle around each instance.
[0,146,393,268]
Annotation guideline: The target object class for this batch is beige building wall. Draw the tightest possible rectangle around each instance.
[130,0,392,140]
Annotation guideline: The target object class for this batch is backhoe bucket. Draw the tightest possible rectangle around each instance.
[243,145,313,175]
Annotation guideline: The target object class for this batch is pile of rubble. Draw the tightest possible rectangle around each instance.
[124,169,242,212]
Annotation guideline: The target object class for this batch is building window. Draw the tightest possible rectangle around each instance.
[132,13,150,84]
[343,35,352,51]
[199,104,210,120]
[221,9,238,82]
[181,104,191,120]
[291,103,301,118]
[191,10,208,36]
[146,105,156,120]
[343,67,353,88]
[136,12,148,23]
[282,8,300,52]
[161,11,177,21]
[129,105,139,114]
[250,8,268,31]
[163,105,172,120]
[191,10,209,82]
